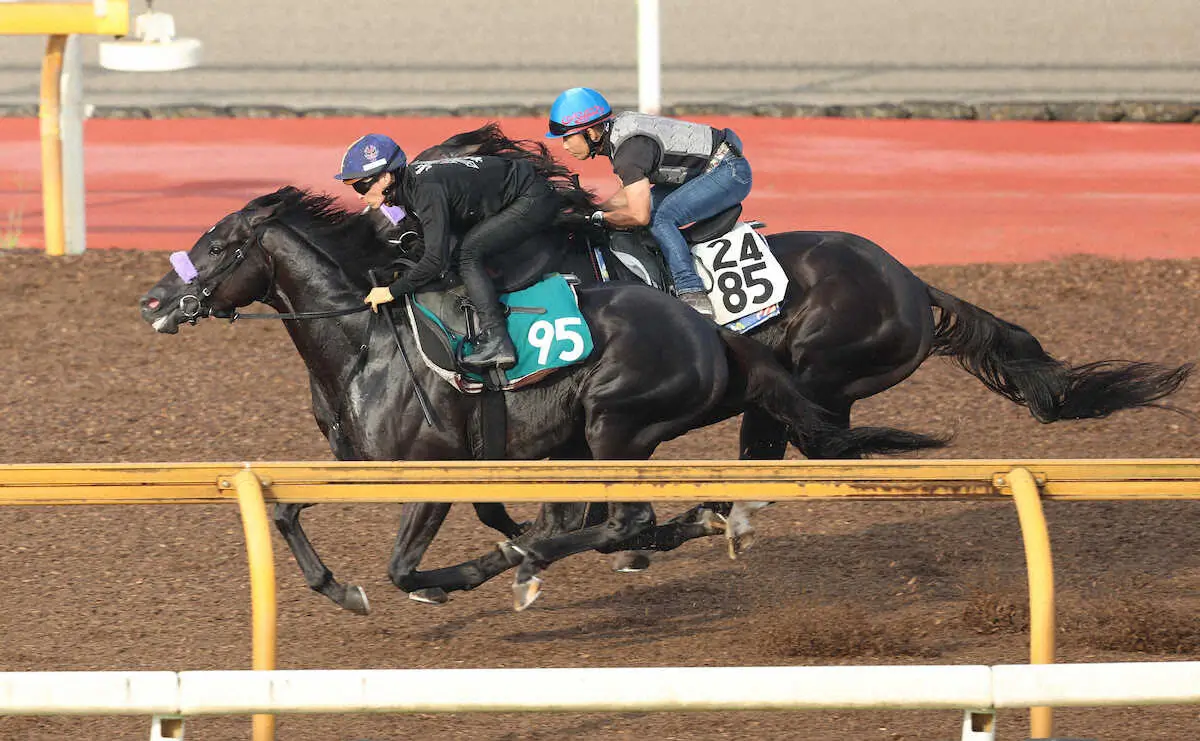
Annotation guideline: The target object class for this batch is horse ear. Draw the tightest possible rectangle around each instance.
[246,200,282,228]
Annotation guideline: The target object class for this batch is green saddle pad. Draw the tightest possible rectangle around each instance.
[413,273,594,385]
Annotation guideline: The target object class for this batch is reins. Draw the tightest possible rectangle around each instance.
[225,304,371,322]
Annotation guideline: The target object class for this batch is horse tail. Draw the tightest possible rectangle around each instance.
[927,285,1193,422]
[722,332,946,458]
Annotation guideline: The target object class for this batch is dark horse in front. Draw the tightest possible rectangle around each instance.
[138,186,935,611]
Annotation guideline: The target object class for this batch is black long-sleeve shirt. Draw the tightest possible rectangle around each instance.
[386,155,537,296]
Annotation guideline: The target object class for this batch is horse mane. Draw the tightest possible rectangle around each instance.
[245,186,391,287]
[417,122,599,214]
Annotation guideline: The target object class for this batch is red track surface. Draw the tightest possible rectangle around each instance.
[2,117,1198,264]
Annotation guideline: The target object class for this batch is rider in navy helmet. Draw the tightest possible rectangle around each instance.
[335,133,408,202]
[336,131,560,373]
[546,87,753,318]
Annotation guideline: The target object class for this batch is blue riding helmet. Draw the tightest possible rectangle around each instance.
[334,133,407,180]
[546,87,612,138]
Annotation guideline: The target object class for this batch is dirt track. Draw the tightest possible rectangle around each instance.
[0,249,1197,740]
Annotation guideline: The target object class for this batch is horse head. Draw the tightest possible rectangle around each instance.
[139,187,386,334]
[139,189,289,334]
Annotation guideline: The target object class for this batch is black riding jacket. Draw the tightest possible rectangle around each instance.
[384,155,538,296]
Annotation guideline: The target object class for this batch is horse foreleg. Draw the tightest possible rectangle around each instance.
[272,503,371,615]
[386,501,453,604]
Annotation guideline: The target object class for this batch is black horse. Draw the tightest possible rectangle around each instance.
[420,124,1194,558]
[138,187,937,612]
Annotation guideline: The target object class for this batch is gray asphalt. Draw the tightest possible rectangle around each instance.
[2,0,1199,110]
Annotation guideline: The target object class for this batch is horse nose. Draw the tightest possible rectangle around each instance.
[139,293,162,315]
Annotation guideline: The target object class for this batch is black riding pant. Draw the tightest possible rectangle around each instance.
[459,179,559,327]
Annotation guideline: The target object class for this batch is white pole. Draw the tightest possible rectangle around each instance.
[637,0,661,114]
[960,710,996,741]
[60,35,87,255]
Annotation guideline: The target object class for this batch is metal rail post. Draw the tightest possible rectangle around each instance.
[39,34,67,256]
[231,468,277,741]
[1003,466,1055,738]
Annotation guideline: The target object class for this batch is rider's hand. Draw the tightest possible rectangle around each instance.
[364,286,395,312]
[555,211,592,230]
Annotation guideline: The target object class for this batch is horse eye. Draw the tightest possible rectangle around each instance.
[209,243,223,255]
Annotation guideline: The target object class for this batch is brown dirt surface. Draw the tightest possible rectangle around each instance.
[0,249,1197,741]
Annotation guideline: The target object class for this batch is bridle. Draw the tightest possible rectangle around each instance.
[171,209,440,428]
[176,215,371,324]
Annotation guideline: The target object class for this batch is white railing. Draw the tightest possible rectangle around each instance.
[0,662,1196,741]
[637,0,661,114]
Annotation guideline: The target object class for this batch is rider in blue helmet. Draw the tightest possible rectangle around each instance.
[335,133,408,205]
[336,132,560,373]
[547,87,753,319]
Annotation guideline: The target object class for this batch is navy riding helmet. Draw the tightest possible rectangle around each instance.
[546,87,613,138]
[334,133,407,180]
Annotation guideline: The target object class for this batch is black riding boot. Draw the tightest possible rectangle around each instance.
[462,268,517,372]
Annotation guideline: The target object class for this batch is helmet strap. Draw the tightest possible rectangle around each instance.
[381,169,401,206]
[586,121,610,159]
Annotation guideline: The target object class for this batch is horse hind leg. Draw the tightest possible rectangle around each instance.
[387,501,455,605]
[726,406,790,559]
[511,502,656,611]
[387,446,602,602]
[473,502,530,539]
[387,502,594,601]
[272,503,370,615]
[508,419,666,610]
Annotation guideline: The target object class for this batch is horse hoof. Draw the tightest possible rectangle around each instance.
[699,508,728,535]
[343,584,371,615]
[726,529,756,560]
[512,575,543,612]
[409,588,449,606]
[611,552,652,573]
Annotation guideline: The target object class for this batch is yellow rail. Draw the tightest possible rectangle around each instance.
[1,459,1199,505]
[232,469,276,741]
[1,1,130,36]
[2,458,1198,741]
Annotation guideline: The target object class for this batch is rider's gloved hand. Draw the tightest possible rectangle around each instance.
[555,211,594,231]
[364,286,396,312]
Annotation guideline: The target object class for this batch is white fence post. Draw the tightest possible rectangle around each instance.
[150,715,185,740]
[60,34,87,255]
[961,709,996,741]
[637,0,661,114]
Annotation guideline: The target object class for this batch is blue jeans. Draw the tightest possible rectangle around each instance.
[649,155,753,294]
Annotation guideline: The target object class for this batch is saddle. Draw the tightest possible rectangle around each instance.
[405,274,593,394]
[681,204,742,244]
[594,204,787,334]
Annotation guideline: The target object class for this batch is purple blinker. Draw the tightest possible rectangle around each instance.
[380,204,407,226]
[170,251,199,283]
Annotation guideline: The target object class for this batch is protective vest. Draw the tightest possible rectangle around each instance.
[608,112,721,186]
